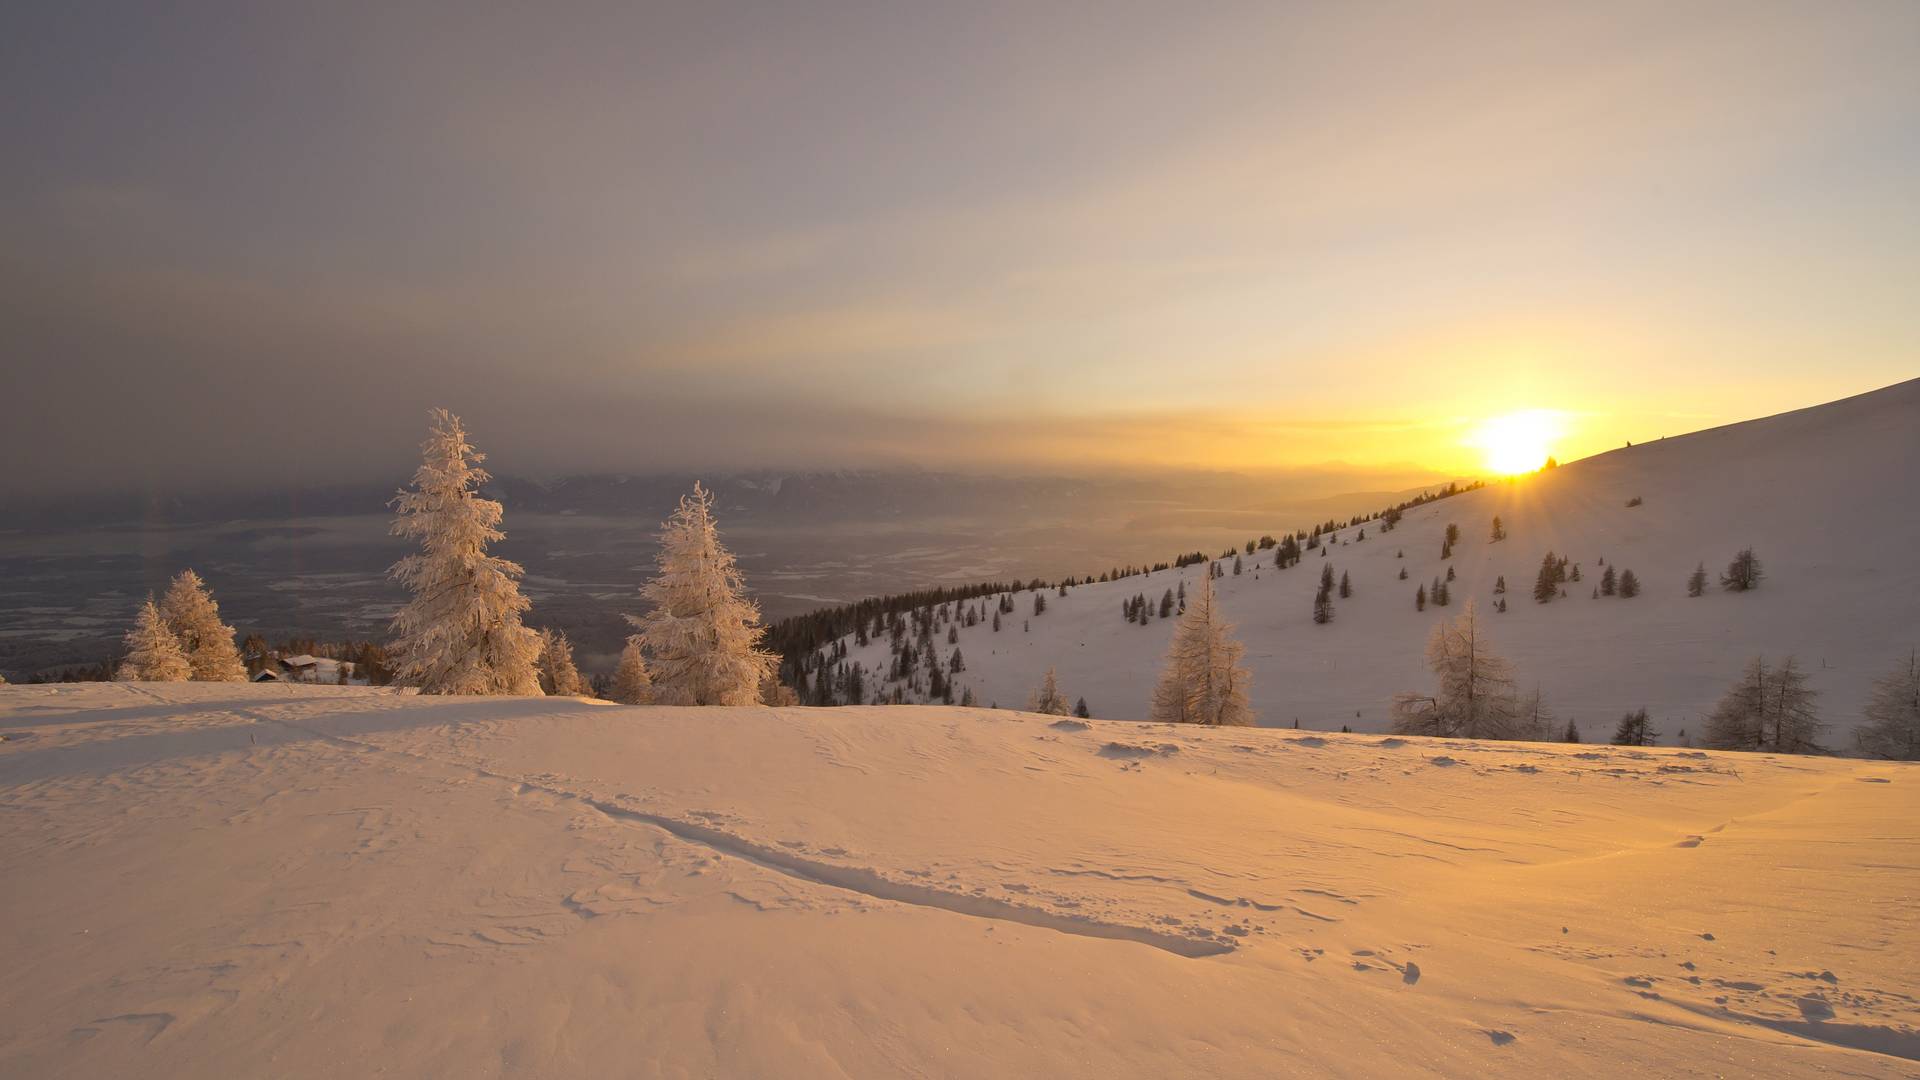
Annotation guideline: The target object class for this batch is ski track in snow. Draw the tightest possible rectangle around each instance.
[258,712,1238,959]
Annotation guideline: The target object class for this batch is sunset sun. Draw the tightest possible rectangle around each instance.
[1471,409,1561,475]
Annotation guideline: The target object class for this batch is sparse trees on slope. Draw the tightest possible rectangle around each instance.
[1855,650,1920,760]
[1150,574,1253,726]
[1721,548,1764,592]
[630,483,778,706]
[387,409,543,696]
[1029,667,1070,715]
[118,596,191,682]
[158,570,246,682]
[1390,600,1526,739]
[536,628,586,697]
[1703,656,1823,753]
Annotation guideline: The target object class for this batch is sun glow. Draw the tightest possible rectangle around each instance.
[1470,409,1562,475]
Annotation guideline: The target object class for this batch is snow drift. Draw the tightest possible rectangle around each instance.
[2,683,1915,1077]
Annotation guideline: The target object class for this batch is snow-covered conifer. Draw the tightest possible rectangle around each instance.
[629,483,777,706]
[386,409,543,696]
[158,570,246,682]
[1389,600,1525,739]
[1029,667,1071,715]
[536,628,586,696]
[1687,563,1709,597]
[1854,650,1920,761]
[1149,575,1253,726]
[612,640,657,705]
[118,596,191,682]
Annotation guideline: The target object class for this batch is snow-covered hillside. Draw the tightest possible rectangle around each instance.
[834,379,1920,742]
[2,683,1915,1077]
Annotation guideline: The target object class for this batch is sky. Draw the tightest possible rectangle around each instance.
[4,1,1918,496]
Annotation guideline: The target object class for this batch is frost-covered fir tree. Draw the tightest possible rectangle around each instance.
[1854,650,1920,761]
[118,596,192,682]
[1390,600,1526,739]
[1149,575,1253,726]
[536,628,586,696]
[1029,667,1071,715]
[157,570,246,682]
[630,483,778,706]
[387,409,543,696]
[610,638,655,705]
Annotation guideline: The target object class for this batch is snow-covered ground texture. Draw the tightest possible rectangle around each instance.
[839,378,1920,741]
[3,683,1916,1077]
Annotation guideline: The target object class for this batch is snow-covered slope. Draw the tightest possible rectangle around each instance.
[2,684,1915,1077]
[836,379,1920,741]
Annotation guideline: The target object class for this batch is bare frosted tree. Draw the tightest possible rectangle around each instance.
[630,483,778,705]
[1149,574,1254,726]
[1028,667,1071,715]
[609,637,655,705]
[1705,657,1769,751]
[158,569,247,682]
[387,409,543,696]
[1390,600,1526,739]
[1721,548,1764,592]
[117,596,192,682]
[1704,656,1823,753]
[1855,650,1920,761]
[1516,686,1556,741]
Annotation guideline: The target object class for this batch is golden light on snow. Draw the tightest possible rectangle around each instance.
[1470,409,1562,475]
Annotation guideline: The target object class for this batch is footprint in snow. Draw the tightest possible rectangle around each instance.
[1484,1029,1517,1046]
